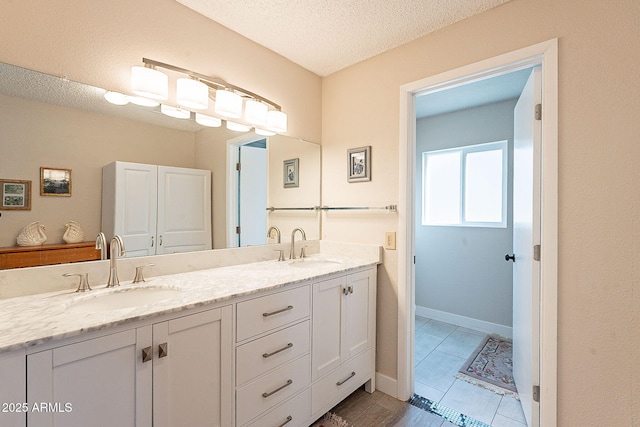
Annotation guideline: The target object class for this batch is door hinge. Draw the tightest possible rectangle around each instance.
[533,385,540,402]
[535,103,542,120]
[236,162,241,171]
[235,226,241,234]
[413,256,416,264]
[533,244,541,261]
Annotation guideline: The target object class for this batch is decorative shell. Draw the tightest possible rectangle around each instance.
[63,220,85,244]
[17,221,47,246]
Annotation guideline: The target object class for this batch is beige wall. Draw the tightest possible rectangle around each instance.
[0,93,195,246]
[322,0,639,425]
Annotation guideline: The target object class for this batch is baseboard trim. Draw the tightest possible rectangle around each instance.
[415,306,512,338]
[375,372,398,398]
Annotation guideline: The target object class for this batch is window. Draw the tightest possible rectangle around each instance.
[422,140,507,227]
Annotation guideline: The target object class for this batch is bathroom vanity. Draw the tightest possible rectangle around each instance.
[0,242,379,427]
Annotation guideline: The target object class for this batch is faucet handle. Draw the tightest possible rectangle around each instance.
[63,272,92,292]
[273,249,285,262]
[133,263,155,284]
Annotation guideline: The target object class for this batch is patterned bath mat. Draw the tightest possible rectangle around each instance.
[310,412,353,427]
[458,334,517,393]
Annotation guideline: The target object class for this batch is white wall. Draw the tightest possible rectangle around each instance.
[415,99,516,328]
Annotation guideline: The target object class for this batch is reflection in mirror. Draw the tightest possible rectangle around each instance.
[0,62,321,268]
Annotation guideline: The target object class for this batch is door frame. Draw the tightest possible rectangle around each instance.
[396,39,558,426]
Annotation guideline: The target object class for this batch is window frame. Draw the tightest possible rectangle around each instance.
[421,140,508,228]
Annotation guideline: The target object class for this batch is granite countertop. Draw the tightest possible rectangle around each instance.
[0,254,376,355]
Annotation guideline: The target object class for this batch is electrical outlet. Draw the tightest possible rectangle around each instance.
[384,232,396,250]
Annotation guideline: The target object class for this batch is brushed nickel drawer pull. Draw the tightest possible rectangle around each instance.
[262,379,293,398]
[336,371,356,386]
[277,415,293,427]
[158,342,168,358]
[263,342,294,358]
[141,346,152,363]
[263,305,293,317]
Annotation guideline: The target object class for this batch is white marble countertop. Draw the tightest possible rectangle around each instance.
[0,254,377,355]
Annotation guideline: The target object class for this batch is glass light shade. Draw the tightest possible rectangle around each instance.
[226,121,250,132]
[254,128,276,136]
[131,66,168,100]
[244,99,268,126]
[128,96,159,107]
[214,90,242,118]
[195,113,222,127]
[267,110,287,133]
[104,91,129,106]
[176,78,208,110]
[160,104,190,119]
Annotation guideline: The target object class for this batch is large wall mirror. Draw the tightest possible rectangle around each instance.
[0,62,321,267]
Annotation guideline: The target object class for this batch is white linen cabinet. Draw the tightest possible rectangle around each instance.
[102,161,212,257]
[26,306,233,427]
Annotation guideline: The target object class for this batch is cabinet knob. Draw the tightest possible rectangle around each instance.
[158,343,168,358]
[141,346,152,363]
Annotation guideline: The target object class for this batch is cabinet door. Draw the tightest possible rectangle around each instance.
[153,306,233,427]
[103,161,158,257]
[0,351,26,427]
[156,166,212,255]
[311,276,345,380]
[27,329,150,427]
[344,269,374,358]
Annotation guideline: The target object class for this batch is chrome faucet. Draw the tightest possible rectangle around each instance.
[107,235,126,287]
[267,226,281,243]
[95,232,107,260]
[290,228,306,259]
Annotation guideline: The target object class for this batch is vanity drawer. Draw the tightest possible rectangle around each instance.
[236,354,311,426]
[311,349,372,415]
[243,388,311,427]
[237,286,310,342]
[237,320,310,386]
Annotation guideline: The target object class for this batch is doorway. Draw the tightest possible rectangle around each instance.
[396,39,558,427]
[412,67,533,426]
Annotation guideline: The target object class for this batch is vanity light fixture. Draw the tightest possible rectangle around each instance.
[104,91,129,106]
[195,113,222,127]
[128,96,160,107]
[176,77,208,110]
[160,104,190,119]
[131,65,168,100]
[132,58,288,133]
[226,121,251,132]
[255,128,276,136]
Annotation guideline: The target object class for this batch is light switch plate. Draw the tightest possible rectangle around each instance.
[384,232,396,250]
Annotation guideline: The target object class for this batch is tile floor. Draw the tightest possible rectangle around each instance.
[329,316,527,427]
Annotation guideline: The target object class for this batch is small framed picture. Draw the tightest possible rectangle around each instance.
[347,146,371,182]
[283,158,299,188]
[40,167,72,196]
[0,179,32,210]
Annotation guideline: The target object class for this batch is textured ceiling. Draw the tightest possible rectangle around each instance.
[175,0,511,76]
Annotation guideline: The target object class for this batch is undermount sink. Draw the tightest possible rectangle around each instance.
[67,286,181,313]
[288,259,342,268]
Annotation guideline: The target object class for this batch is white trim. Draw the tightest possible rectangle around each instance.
[375,371,398,398]
[398,39,558,426]
[415,306,513,338]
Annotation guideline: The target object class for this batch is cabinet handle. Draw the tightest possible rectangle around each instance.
[263,305,293,317]
[277,415,293,427]
[262,379,293,398]
[263,343,293,358]
[343,287,349,295]
[158,343,168,358]
[141,346,152,363]
[336,371,356,386]
[159,235,163,246]
[349,285,354,294]
[151,236,154,247]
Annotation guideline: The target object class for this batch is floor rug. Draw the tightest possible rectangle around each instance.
[310,412,353,427]
[458,334,517,393]
[408,394,490,427]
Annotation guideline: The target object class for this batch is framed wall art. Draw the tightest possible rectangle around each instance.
[283,158,299,188]
[0,179,32,210]
[347,146,371,182]
[41,167,72,196]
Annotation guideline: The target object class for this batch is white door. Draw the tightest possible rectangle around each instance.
[156,166,212,254]
[239,144,267,246]
[512,66,542,427]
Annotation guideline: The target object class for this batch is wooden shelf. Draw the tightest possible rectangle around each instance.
[0,242,101,269]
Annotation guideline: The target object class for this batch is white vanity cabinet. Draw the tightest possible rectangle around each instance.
[0,350,26,427]
[311,268,377,415]
[102,161,212,257]
[26,306,232,427]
